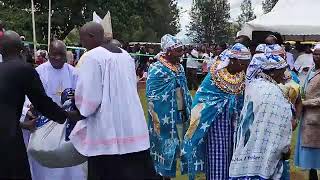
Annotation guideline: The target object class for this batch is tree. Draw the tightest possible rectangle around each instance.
[237,0,256,28]
[0,0,180,43]
[262,0,279,14]
[187,0,231,44]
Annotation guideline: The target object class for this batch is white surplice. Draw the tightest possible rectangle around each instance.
[70,47,150,156]
[23,62,86,180]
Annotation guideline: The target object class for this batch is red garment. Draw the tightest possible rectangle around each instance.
[35,57,44,65]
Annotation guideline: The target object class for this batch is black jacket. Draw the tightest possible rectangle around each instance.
[0,59,67,179]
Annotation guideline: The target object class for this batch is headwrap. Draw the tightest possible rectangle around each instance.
[267,44,286,56]
[216,43,251,70]
[246,50,288,81]
[160,34,183,52]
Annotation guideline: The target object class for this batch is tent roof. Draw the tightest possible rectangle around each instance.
[239,0,320,40]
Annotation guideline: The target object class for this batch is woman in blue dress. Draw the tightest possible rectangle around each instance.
[181,43,251,180]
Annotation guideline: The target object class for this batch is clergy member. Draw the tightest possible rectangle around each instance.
[70,22,156,179]
[22,40,86,180]
[0,31,80,180]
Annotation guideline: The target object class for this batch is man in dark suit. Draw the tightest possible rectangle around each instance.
[0,31,79,180]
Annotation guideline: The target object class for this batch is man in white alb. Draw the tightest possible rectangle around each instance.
[21,40,86,180]
[70,22,156,179]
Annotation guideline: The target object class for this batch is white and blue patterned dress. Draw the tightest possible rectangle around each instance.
[146,61,192,177]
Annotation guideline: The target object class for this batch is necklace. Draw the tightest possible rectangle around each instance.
[159,56,180,73]
[210,60,245,94]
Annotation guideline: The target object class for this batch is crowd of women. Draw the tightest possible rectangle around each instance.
[146,34,320,180]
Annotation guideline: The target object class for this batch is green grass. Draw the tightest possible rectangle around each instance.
[138,89,307,180]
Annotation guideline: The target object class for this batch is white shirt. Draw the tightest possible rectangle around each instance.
[71,47,150,156]
[186,55,199,69]
[36,62,77,104]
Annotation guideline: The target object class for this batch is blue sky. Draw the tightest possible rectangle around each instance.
[176,0,264,37]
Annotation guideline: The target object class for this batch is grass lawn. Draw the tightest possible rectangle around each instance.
[138,88,308,180]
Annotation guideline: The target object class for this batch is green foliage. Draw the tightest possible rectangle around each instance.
[187,0,231,44]
[262,0,279,14]
[0,0,180,43]
[237,0,256,28]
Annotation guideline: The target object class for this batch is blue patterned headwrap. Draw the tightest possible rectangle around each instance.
[160,34,183,52]
[216,43,251,70]
[246,49,288,81]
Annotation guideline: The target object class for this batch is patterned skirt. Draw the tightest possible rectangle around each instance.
[206,110,234,180]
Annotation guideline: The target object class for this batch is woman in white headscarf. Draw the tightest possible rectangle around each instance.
[229,49,292,180]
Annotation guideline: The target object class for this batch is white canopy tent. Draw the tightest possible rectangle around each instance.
[238,0,320,41]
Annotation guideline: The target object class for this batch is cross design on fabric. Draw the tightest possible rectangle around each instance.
[270,111,278,118]
[263,92,272,98]
[151,151,160,161]
[276,132,283,139]
[194,160,204,171]
[262,138,269,145]
[192,148,197,158]
[154,68,163,75]
[271,101,280,109]
[266,120,276,127]
[264,129,272,136]
[170,129,176,139]
[255,165,262,171]
[181,148,186,155]
[279,123,287,130]
[261,108,268,117]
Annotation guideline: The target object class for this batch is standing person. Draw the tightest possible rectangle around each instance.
[182,43,251,179]
[0,31,79,180]
[70,22,155,180]
[285,42,295,71]
[21,40,85,180]
[229,49,292,180]
[294,45,315,85]
[186,49,200,90]
[147,34,192,179]
[295,44,320,180]
[66,51,75,66]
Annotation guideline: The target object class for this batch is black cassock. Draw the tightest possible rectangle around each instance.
[0,59,67,180]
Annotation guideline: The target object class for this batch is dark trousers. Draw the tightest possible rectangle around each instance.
[310,169,318,180]
[87,149,158,180]
[187,68,198,90]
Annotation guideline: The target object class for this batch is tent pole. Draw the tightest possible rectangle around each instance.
[47,0,51,52]
[31,0,37,59]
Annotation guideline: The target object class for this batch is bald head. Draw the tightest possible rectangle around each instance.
[50,40,67,52]
[80,22,104,50]
[49,40,67,69]
[0,30,23,59]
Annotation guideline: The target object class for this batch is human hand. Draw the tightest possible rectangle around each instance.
[67,110,82,122]
[20,118,37,132]
[282,148,291,160]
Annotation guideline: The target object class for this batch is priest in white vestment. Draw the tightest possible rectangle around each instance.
[21,40,86,180]
[70,22,156,179]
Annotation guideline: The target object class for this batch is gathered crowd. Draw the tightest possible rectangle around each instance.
[0,19,320,180]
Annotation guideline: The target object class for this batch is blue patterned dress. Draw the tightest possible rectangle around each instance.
[146,60,192,177]
[181,61,245,180]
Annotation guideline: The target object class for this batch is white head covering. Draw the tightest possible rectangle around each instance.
[216,43,251,70]
[246,49,288,82]
[160,34,183,52]
[314,43,320,50]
